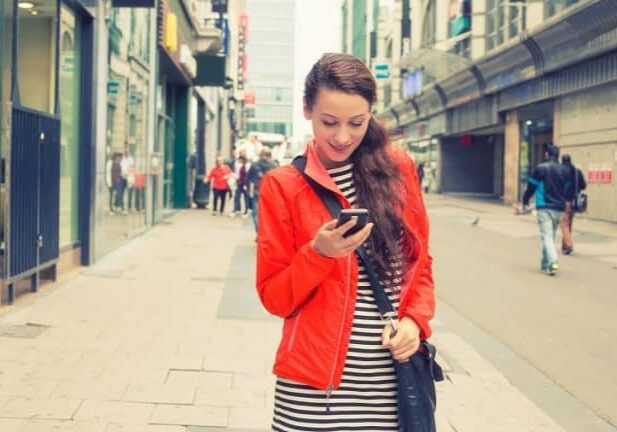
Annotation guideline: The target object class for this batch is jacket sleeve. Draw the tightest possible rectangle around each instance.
[578,169,587,191]
[256,174,337,318]
[522,167,542,206]
[399,153,436,340]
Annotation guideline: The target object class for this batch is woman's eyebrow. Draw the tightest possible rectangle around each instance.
[321,113,368,120]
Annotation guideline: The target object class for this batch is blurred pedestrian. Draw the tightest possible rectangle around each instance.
[560,154,587,255]
[204,155,232,215]
[416,161,425,187]
[256,53,435,431]
[522,145,572,275]
[247,147,277,232]
[232,154,252,217]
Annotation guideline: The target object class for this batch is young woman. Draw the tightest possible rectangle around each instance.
[256,53,435,431]
[204,155,232,215]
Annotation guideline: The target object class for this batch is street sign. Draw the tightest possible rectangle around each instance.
[372,62,391,80]
[107,80,120,95]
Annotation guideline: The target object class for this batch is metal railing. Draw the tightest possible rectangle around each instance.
[3,106,60,303]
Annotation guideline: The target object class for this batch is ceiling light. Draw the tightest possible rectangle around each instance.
[30,9,38,15]
[18,1,35,9]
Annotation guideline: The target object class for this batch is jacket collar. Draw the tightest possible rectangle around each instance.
[304,140,345,196]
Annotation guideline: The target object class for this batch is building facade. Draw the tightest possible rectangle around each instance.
[245,0,294,138]
[0,0,237,305]
[378,0,617,223]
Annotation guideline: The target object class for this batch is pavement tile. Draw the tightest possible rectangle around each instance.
[150,405,228,428]
[20,420,107,432]
[123,382,196,405]
[0,378,60,399]
[73,400,155,424]
[166,370,233,392]
[52,379,129,401]
[0,418,25,431]
[194,386,266,408]
[104,425,185,432]
[228,407,271,430]
[0,397,82,420]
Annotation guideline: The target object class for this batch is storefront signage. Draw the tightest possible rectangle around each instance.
[165,13,178,52]
[112,0,155,7]
[107,80,120,95]
[600,163,613,184]
[372,62,391,80]
[588,163,613,184]
[179,45,197,78]
[237,14,248,91]
[244,91,256,106]
[194,53,227,86]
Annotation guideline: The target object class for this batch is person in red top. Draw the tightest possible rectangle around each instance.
[256,53,435,431]
[204,155,232,215]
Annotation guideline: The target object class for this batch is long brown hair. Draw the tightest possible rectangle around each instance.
[305,53,412,285]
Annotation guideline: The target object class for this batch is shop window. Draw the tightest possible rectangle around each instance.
[98,7,151,257]
[486,0,525,51]
[421,0,437,47]
[545,0,579,18]
[17,0,58,113]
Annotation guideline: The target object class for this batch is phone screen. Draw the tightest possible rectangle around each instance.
[336,209,369,238]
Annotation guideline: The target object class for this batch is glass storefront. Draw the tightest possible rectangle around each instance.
[519,119,554,200]
[17,0,58,114]
[59,5,81,248]
[99,8,151,255]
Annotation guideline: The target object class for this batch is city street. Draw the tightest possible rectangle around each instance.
[0,195,615,431]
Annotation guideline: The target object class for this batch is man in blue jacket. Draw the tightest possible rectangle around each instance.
[522,145,572,275]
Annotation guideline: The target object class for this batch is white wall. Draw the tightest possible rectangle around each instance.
[556,83,617,223]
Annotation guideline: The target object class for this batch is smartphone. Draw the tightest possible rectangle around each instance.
[336,209,370,238]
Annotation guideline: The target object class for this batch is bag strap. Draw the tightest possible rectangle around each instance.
[291,156,398,323]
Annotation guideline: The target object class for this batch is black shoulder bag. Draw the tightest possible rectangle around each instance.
[292,156,444,432]
[573,168,588,213]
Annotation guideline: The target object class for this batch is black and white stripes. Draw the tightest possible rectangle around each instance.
[272,163,403,432]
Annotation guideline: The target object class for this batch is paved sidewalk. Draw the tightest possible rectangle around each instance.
[428,194,617,266]
[0,209,568,431]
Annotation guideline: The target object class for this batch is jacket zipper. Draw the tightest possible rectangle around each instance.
[287,311,302,351]
[326,254,352,412]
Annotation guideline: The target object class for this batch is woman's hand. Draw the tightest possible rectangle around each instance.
[203,178,210,184]
[311,218,374,258]
[382,317,421,362]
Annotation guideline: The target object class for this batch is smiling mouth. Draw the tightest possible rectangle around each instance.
[330,143,351,152]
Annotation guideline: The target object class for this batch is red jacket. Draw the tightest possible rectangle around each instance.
[256,141,435,391]
[207,165,232,190]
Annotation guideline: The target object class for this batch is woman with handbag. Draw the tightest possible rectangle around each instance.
[256,53,437,431]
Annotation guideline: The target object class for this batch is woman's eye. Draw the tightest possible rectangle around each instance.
[350,123,363,127]
[322,121,337,127]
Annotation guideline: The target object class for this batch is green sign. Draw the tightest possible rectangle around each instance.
[107,80,120,95]
[372,63,391,80]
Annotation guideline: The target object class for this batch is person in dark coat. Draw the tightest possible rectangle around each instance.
[560,154,587,255]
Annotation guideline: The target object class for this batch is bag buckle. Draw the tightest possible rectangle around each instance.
[382,311,398,336]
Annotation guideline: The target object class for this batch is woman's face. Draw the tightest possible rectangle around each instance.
[304,88,371,169]
[215,157,223,166]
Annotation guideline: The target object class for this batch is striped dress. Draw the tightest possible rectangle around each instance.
[272,163,403,431]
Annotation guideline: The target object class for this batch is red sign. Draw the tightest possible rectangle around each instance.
[601,170,613,183]
[244,90,256,106]
[240,14,249,42]
[459,134,472,146]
